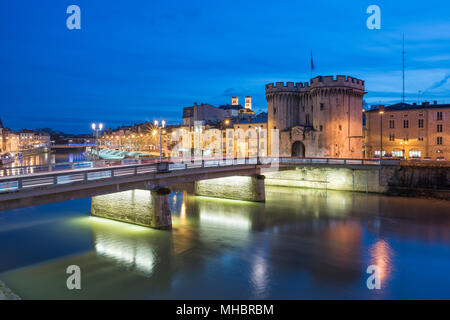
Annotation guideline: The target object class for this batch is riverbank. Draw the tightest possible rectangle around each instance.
[0,280,21,300]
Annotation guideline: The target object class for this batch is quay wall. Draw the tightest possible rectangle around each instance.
[264,165,450,199]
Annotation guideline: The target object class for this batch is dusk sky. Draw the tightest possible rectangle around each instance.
[1,0,449,133]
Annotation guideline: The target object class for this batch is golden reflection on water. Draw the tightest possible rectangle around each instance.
[180,202,186,220]
[369,239,394,285]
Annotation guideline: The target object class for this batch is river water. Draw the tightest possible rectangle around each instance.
[0,185,449,300]
[9,151,86,168]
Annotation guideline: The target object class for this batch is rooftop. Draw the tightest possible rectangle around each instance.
[366,101,450,112]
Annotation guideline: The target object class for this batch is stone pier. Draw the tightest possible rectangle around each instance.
[195,175,266,202]
[91,188,172,229]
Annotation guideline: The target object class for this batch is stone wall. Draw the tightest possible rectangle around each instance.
[195,175,265,202]
[265,165,450,199]
[380,165,450,191]
[265,167,385,193]
[0,280,21,300]
[91,189,172,229]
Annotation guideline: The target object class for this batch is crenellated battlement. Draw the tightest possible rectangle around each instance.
[265,75,364,94]
[309,75,364,90]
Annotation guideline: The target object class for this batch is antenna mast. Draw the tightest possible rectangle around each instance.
[402,34,405,104]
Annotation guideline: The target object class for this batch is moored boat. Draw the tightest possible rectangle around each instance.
[0,153,15,166]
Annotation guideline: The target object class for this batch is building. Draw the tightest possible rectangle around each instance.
[182,103,227,126]
[266,75,365,158]
[364,101,449,159]
[100,121,181,156]
[229,114,268,157]
[182,96,257,126]
[18,129,50,150]
[0,119,20,153]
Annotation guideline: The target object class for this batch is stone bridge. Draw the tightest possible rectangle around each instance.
[1,157,448,229]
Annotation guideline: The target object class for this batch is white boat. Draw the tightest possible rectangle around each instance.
[0,153,15,166]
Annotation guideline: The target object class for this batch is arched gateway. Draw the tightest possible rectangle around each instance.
[292,141,305,157]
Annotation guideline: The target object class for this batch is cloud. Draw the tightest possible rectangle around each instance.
[425,74,450,91]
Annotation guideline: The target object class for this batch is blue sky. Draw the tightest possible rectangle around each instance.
[1,0,449,133]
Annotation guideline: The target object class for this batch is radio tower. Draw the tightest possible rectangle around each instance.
[402,34,405,104]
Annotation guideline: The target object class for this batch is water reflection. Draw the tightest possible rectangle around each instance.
[93,224,157,277]
[369,239,393,285]
[0,186,449,299]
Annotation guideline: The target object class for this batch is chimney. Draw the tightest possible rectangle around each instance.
[245,96,252,110]
[413,103,417,106]
[422,101,430,106]
[434,100,438,105]
[232,97,239,106]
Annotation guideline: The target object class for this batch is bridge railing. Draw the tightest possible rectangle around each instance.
[0,157,266,194]
[0,156,402,195]
[278,157,398,166]
[0,155,407,179]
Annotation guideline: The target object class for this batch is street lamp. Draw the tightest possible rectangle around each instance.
[154,120,166,162]
[195,126,203,159]
[400,140,408,159]
[379,107,384,160]
[91,123,103,160]
[256,126,261,164]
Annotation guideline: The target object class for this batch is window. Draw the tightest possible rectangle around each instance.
[320,103,324,110]
[437,137,443,145]
[389,120,395,129]
[437,112,443,120]
[418,119,424,128]
[306,114,310,125]
[273,107,277,115]
[409,150,421,158]
[418,137,424,141]
[389,133,395,141]
[311,105,314,111]
[437,124,443,132]
[319,125,323,131]
[339,124,342,131]
[392,150,404,157]
[403,120,409,128]
[302,106,305,112]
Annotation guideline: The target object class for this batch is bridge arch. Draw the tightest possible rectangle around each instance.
[292,141,305,157]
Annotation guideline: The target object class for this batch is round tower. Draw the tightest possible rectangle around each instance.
[265,75,365,158]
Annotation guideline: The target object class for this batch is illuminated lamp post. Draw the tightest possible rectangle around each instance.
[379,106,384,160]
[91,123,103,160]
[154,120,166,162]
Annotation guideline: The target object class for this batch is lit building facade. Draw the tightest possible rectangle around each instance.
[364,102,449,159]
[100,122,179,157]
[1,130,20,153]
[18,130,50,150]
[266,75,365,158]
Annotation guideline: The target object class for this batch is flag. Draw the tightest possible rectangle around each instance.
[311,51,315,71]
